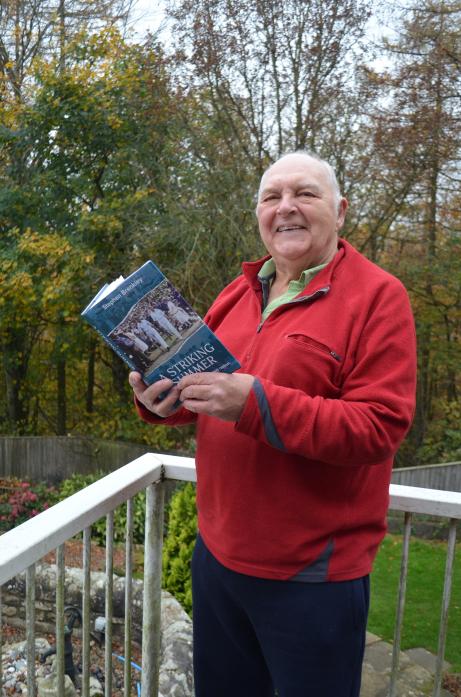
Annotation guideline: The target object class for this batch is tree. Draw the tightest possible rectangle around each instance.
[0,0,134,101]
[0,30,184,436]
[166,0,371,160]
[372,0,461,460]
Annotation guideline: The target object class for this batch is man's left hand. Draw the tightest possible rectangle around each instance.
[178,372,255,422]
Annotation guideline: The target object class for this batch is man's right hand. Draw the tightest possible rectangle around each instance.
[129,372,182,418]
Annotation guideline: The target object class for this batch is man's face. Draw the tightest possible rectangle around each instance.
[256,155,348,271]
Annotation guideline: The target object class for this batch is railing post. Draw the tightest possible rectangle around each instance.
[26,564,36,697]
[56,545,65,695]
[105,511,114,697]
[82,527,92,697]
[0,585,2,677]
[124,498,134,697]
[389,512,412,697]
[433,518,457,697]
[141,480,165,697]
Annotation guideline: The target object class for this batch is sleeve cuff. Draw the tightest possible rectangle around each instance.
[235,377,286,451]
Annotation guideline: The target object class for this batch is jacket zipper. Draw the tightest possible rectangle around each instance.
[256,286,331,333]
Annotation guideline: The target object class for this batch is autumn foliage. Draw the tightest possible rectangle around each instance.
[0,0,459,465]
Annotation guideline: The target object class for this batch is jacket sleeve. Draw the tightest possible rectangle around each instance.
[234,280,417,466]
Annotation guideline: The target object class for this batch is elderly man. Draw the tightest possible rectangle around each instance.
[130,152,417,697]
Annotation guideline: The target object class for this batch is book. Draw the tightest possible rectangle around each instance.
[81,260,240,385]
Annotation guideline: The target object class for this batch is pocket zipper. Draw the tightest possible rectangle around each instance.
[287,334,342,362]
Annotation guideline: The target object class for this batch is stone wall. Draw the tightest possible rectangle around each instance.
[4,565,141,639]
[2,564,194,697]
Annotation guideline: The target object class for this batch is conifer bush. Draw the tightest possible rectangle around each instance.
[162,482,197,615]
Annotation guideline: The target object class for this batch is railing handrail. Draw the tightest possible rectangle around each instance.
[1,453,459,586]
[393,460,461,473]
[0,453,162,585]
[389,483,461,519]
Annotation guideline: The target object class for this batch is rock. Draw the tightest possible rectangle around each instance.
[159,591,194,697]
[1,586,194,696]
[89,675,104,696]
[5,638,50,658]
[36,673,77,696]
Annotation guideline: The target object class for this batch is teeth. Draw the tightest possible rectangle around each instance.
[277,225,303,232]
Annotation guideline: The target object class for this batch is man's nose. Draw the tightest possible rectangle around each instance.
[276,195,296,215]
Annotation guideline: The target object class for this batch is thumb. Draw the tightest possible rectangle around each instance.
[129,372,146,396]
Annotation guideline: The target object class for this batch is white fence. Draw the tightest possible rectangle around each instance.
[0,452,460,697]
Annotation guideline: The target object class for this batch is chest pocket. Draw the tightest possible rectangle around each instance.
[275,333,342,397]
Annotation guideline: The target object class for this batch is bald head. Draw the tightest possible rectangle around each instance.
[258,152,341,209]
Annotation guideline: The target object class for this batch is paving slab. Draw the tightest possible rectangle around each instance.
[361,633,453,697]
[406,647,451,674]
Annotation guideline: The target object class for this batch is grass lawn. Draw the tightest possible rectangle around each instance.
[368,533,461,672]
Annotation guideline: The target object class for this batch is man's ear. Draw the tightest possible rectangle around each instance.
[336,197,348,231]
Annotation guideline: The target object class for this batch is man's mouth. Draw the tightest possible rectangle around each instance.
[276,225,307,232]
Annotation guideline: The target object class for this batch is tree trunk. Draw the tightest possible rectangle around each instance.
[55,318,67,435]
[86,339,96,413]
[56,353,67,435]
[2,329,30,433]
[110,352,129,402]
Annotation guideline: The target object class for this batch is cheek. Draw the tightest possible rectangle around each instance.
[257,211,273,235]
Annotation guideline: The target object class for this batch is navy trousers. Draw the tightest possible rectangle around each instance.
[192,535,369,697]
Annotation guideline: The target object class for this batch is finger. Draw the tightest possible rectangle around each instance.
[155,385,182,416]
[178,371,220,390]
[179,384,212,402]
[143,378,175,402]
[130,376,176,414]
[141,379,176,410]
[181,397,211,414]
[139,384,180,416]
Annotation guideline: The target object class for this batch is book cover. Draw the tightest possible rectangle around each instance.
[81,261,240,385]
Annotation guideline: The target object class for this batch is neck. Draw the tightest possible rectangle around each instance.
[267,265,303,303]
[272,246,338,282]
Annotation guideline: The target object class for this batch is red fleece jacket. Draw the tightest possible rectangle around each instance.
[137,240,417,581]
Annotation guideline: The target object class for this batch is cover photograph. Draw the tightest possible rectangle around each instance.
[82,261,240,385]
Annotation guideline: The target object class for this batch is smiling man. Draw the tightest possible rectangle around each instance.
[130,151,417,697]
[257,154,347,273]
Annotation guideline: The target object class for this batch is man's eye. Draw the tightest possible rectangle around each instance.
[263,194,278,201]
[299,191,315,197]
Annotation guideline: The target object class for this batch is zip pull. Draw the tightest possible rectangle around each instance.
[257,321,264,333]
[330,351,342,362]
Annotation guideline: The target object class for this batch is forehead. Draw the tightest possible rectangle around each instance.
[260,156,331,194]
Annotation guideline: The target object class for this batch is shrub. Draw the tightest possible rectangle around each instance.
[0,479,58,532]
[162,482,197,615]
[416,399,461,464]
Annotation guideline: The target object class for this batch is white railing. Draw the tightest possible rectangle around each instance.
[388,484,460,697]
[0,453,460,697]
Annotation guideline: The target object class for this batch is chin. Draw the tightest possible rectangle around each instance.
[275,246,313,261]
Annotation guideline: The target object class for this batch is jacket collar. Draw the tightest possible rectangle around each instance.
[242,238,348,295]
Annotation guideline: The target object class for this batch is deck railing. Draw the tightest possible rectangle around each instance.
[0,452,460,697]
